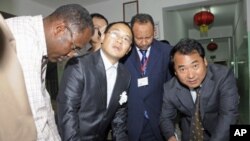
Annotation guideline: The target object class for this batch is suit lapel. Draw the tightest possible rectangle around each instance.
[93,51,107,108]
[131,47,142,74]
[145,41,159,75]
[200,67,214,119]
[129,48,148,100]
[175,80,195,115]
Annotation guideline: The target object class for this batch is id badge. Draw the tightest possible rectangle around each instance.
[137,77,148,87]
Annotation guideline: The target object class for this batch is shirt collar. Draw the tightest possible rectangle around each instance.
[35,15,47,57]
[136,46,151,52]
[100,49,118,71]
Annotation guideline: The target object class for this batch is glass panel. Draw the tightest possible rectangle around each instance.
[236,36,249,124]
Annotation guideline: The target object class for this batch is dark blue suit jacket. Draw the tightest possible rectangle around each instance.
[160,64,239,141]
[123,39,172,141]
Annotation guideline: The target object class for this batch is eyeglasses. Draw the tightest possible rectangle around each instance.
[65,26,82,55]
[107,31,132,45]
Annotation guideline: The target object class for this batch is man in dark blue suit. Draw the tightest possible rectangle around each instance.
[160,39,239,141]
[123,13,172,141]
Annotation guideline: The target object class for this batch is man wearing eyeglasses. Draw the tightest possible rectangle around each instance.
[57,22,132,141]
[57,13,108,85]
[5,4,94,141]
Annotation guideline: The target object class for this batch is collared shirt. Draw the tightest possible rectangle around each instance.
[136,46,151,60]
[100,49,118,108]
[190,89,197,103]
[6,15,61,141]
[190,85,202,103]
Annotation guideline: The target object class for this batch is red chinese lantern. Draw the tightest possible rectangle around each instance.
[194,11,214,32]
[207,42,218,51]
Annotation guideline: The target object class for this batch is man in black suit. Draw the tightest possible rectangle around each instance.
[57,21,133,141]
[160,39,239,141]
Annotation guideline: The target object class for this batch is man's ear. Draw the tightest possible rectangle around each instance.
[52,21,66,37]
[100,32,105,43]
[204,58,208,67]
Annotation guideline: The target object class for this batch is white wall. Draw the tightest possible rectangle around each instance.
[1,0,215,39]
[85,0,209,40]
[0,0,53,16]
[189,26,233,64]
[136,0,208,40]
[1,0,241,42]
[86,0,130,23]
[165,11,187,45]
[189,26,233,39]
[201,40,230,63]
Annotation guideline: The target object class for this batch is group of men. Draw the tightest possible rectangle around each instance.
[0,3,239,141]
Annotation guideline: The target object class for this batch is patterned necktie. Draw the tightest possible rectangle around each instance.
[139,49,147,75]
[190,89,204,141]
[41,56,48,83]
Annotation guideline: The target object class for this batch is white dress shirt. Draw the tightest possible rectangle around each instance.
[190,89,197,103]
[100,49,118,108]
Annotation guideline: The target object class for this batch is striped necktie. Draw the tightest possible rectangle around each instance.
[139,49,147,75]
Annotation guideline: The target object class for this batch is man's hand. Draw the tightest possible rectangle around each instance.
[168,136,178,141]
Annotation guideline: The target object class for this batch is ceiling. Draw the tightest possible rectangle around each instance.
[183,3,236,29]
[165,0,238,30]
[32,0,110,8]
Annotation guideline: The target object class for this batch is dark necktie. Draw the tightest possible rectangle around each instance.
[139,49,147,75]
[41,56,48,83]
[190,89,204,141]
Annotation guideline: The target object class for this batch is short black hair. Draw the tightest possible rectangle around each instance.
[160,40,170,45]
[104,21,132,36]
[48,4,94,34]
[130,13,155,29]
[170,39,205,69]
[91,13,108,25]
[171,39,205,58]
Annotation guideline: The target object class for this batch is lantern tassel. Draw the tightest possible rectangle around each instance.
[200,24,208,32]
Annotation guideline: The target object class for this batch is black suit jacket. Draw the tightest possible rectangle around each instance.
[160,64,239,141]
[57,50,131,141]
